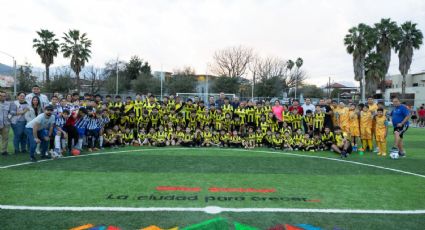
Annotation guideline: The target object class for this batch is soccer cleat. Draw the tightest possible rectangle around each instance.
[30,157,37,162]
[1,152,8,156]
[399,151,406,157]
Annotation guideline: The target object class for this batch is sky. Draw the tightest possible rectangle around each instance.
[1,0,425,87]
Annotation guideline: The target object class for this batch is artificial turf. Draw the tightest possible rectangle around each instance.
[1,128,424,229]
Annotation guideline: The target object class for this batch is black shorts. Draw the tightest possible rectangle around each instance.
[394,125,409,138]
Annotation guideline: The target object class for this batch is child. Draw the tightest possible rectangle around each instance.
[321,127,334,150]
[283,131,293,151]
[211,130,221,147]
[229,130,243,148]
[86,108,101,152]
[314,106,325,134]
[103,129,118,148]
[146,128,156,146]
[331,126,352,158]
[360,105,373,152]
[263,129,274,148]
[137,128,149,146]
[374,108,388,156]
[303,134,315,152]
[53,109,70,158]
[181,127,194,147]
[155,125,167,147]
[244,127,256,149]
[255,127,264,147]
[303,110,314,135]
[193,127,203,147]
[175,126,185,146]
[292,129,304,150]
[272,132,283,150]
[219,130,229,147]
[122,127,136,146]
[348,104,360,151]
[202,126,213,147]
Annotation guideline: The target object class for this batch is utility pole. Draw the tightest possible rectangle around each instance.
[115,56,119,96]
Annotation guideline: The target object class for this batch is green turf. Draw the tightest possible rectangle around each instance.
[1,128,425,229]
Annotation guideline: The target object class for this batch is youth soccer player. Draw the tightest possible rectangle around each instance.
[374,108,388,156]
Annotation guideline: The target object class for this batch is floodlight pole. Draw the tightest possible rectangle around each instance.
[0,50,17,96]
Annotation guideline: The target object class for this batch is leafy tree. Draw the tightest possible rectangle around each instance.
[33,29,59,83]
[43,66,76,93]
[125,56,143,80]
[365,52,386,96]
[166,67,197,95]
[298,84,324,98]
[16,63,37,93]
[211,76,240,94]
[395,21,423,99]
[255,76,283,97]
[132,73,161,95]
[344,23,377,101]
[61,29,92,93]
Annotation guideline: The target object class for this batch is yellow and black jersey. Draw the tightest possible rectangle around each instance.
[183,133,194,142]
[137,132,146,140]
[123,132,134,142]
[230,135,242,143]
[133,100,144,117]
[222,104,233,116]
[303,138,315,147]
[146,132,156,141]
[280,127,292,136]
[176,131,185,140]
[293,134,304,145]
[314,113,325,130]
[245,107,255,123]
[262,105,272,114]
[334,133,345,147]
[155,131,167,142]
[184,104,196,119]
[260,121,269,133]
[145,101,159,114]
[321,132,334,143]
[247,133,256,141]
[291,114,303,130]
[282,111,292,124]
[266,117,278,132]
[283,136,293,146]
[254,109,264,126]
[264,134,273,144]
[196,106,206,116]
[255,132,265,143]
[103,133,115,142]
[165,127,174,139]
[187,116,198,129]
[138,115,150,127]
[220,134,230,142]
[114,102,124,111]
[212,134,221,143]
[234,107,246,123]
[209,110,217,120]
[107,102,115,109]
[304,115,314,127]
[203,131,213,141]
[149,114,160,129]
[123,103,134,114]
[273,136,283,145]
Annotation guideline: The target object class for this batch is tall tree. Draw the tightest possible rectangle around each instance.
[32,29,59,83]
[61,29,92,93]
[166,67,197,95]
[125,56,143,80]
[344,23,377,101]
[16,63,37,93]
[395,21,423,99]
[211,45,254,78]
[374,18,400,93]
[365,52,386,96]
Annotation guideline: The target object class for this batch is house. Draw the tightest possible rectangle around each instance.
[385,71,425,106]
[322,82,359,99]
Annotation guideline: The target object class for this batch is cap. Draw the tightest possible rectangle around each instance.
[45,105,54,111]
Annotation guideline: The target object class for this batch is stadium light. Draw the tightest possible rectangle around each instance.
[0,50,17,96]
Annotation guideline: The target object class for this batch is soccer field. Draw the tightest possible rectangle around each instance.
[1,129,425,230]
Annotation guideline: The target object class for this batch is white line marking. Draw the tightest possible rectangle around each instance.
[0,205,424,214]
[1,147,424,179]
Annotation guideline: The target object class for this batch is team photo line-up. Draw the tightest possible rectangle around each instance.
[0,85,412,162]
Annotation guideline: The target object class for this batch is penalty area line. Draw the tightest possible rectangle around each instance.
[0,205,425,215]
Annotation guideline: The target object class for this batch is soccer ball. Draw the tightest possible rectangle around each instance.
[390,150,399,159]
[71,149,81,156]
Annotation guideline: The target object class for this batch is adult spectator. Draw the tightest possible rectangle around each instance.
[418,106,425,127]
[288,99,304,115]
[25,105,55,161]
[231,97,240,109]
[11,92,29,154]
[319,99,333,129]
[25,96,43,123]
[25,85,49,109]
[215,92,225,108]
[390,97,411,157]
[272,100,284,122]
[301,98,315,115]
[0,91,17,156]
[208,96,216,108]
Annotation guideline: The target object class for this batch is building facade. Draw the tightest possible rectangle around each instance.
[385,71,425,106]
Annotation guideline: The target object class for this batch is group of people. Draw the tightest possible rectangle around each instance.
[0,87,411,162]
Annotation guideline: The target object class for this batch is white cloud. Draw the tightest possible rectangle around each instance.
[0,0,424,86]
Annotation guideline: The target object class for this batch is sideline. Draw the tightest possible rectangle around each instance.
[1,205,424,214]
[1,147,424,179]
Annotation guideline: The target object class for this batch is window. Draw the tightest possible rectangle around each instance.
[413,83,419,87]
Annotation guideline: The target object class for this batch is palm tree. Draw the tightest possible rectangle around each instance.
[395,21,423,99]
[61,29,92,93]
[344,23,377,102]
[33,29,59,83]
[365,52,386,96]
[374,18,400,93]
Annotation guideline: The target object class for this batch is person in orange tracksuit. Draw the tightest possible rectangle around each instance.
[360,105,373,152]
[348,104,360,149]
[374,108,388,156]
